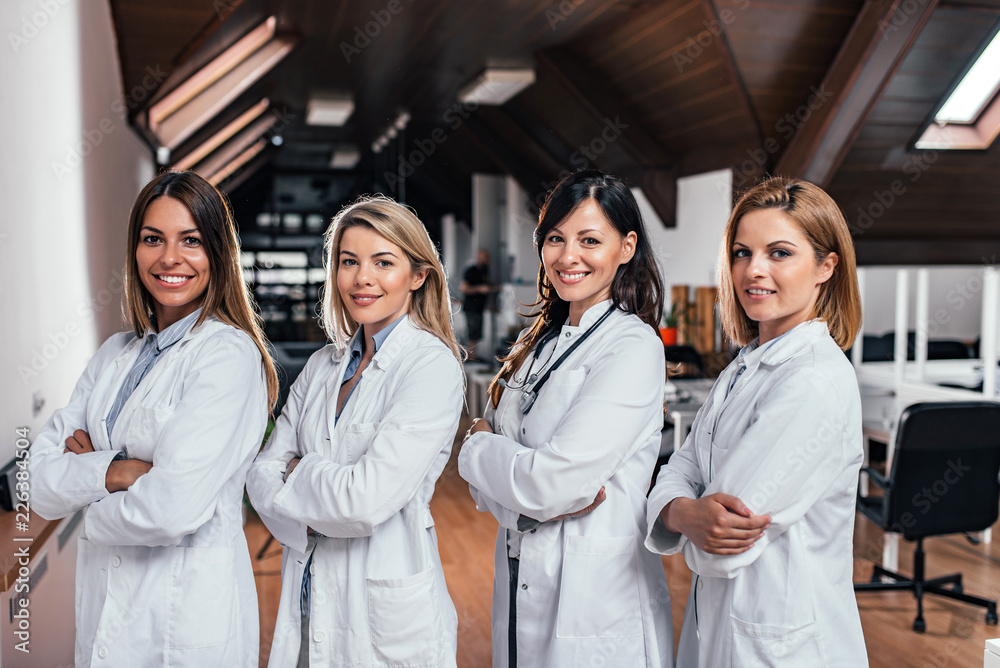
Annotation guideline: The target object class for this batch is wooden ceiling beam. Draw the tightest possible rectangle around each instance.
[536,49,674,170]
[695,0,765,153]
[776,0,939,187]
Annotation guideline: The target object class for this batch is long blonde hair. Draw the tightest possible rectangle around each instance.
[320,196,464,363]
[718,177,862,349]
[123,171,279,410]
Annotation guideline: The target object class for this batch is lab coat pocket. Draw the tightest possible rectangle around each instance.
[122,405,175,461]
[368,567,442,667]
[167,546,237,650]
[556,535,643,639]
[520,368,586,447]
[339,422,378,465]
[730,616,826,667]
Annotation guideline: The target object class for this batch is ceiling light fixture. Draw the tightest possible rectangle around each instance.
[458,68,535,105]
[329,145,361,169]
[306,96,355,126]
[172,98,270,171]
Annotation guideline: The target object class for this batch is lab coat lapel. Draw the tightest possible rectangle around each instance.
[325,338,354,456]
[91,336,143,451]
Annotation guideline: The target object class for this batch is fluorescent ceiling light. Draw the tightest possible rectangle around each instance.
[191,112,278,177]
[172,98,270,170]
[458,68,535,105]
[306,97,355,126]
[209,138,268,186]
[935,29,1000,124]
[148,17,295,150]
[329,145,361,169]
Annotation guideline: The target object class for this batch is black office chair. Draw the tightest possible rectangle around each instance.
[855,401,1000,632]
[663,345,705,378]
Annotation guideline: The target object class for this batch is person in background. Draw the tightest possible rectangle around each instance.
[246,196,464,668]
[29,170,278,667]
[646,177,868,666]
[460,170,674,668]
[460,247,495,359]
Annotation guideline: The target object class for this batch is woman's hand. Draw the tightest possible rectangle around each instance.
[549,486,606,521]
[64,429,96,454]
[661,493,770,555]
[105,459,153,493]
[463,417,493,443]
[284,457,301,482]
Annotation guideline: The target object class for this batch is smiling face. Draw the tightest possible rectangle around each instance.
[540,199,636,326]
[732,208,838,344]
[336,225,428,338]
[134,196,210,331]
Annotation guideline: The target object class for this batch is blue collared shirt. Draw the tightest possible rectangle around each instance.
[335,315,405,419]
[106,308,203,439]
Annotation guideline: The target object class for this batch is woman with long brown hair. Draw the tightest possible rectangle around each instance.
[29,170,277,667]
[459,169,674,667]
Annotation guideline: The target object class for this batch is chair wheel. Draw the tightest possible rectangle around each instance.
[913,618,926,633]
[986,610,998,625]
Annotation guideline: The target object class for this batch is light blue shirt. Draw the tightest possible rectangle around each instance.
[106,308,203,439]
[335,316,406,419]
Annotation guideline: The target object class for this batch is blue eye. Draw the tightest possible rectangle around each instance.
[376,259,393,268]
[772,249,791,258]
[733,248,749,258]
[341,258,357,266]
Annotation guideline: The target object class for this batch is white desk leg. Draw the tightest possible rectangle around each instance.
[882,532,899,572]
[860,438,869,497]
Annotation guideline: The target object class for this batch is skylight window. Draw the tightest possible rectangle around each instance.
[934,29,1000,124]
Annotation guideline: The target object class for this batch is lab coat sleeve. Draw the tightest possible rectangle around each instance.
[271,347,463,538]
[458,328,663,521]
[84,331,267,547]
[681,367,852,579]
[245,349,324,554]
[468,483,522,531]
[28,333,132,520]
[645,410,709,555]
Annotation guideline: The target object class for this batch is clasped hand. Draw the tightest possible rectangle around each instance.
[661,493,771,555]
[64,429,152,493]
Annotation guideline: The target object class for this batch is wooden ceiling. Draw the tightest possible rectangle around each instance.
[109,0,1000,263]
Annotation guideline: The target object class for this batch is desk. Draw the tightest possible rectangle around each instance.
[665,378,715,453]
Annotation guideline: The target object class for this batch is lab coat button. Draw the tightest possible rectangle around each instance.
[309,562,316,575]
[565,332,571,338]
[697,579,704,592]
[530,528,537,533]
[313,631,325,642]
[521,583,528,590]
[111,556,121,568]
[97,647,108,659]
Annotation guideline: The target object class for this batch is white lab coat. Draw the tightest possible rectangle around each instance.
[28,317,268,668]
[646,319,868,667]
[246,316,463,668]
[458,302,674,668]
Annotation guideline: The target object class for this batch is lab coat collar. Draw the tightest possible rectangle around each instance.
[564,299,618,331]
[367,315,423,372]
[754,319,830,367]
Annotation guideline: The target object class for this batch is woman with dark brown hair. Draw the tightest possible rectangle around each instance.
[646,176,867,667]
[459,170,674,667]
[29,170,278,668]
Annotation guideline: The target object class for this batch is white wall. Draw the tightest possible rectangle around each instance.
[1,0,153,463]
[636,169,733,308]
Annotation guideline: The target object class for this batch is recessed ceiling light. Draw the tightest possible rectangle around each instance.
[329,145,360,169]
[458,68,535,105]
[306,96,354,126]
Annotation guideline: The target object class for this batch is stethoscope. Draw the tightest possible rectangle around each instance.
[498,305,616,415]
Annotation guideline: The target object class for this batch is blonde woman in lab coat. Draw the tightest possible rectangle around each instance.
[29,171,279,667]
[460,170,674,668]
[246,197,464,667]
[646,177,868,666]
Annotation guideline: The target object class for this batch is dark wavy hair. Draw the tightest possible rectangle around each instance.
[488,169,663,407]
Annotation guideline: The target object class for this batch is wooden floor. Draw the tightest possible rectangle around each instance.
[245,418,1000,667]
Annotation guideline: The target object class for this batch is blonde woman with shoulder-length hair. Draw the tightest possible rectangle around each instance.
[247,196,465,668]
[29,170,278,667]
[646,176,868,667]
